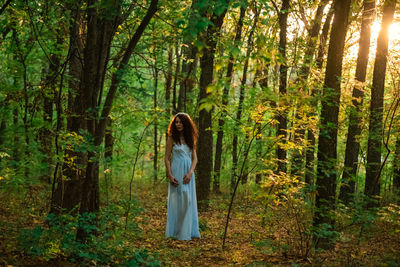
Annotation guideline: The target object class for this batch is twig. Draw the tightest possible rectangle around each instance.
[125,121,152,229]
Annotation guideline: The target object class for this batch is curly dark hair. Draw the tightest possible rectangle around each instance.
[168,113,198,150]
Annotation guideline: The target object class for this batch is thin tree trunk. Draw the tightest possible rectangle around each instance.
[291,0,330,177]
[178,0,198,113]
[255,65,270,184]
[233,4,259,186]
[39,33,63,183]
[173,44,180,112]
[340,0,375,204]
[276,0,290,173]
[305,8,334,186]
[394,135,400,202]
[165,47,173,114]
[104,116,113,203]
[314,0,351,249]
[153,63,158,182]
[214,4,246,193]
[365,0,396,205]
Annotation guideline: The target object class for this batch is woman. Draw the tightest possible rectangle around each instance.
[164,113,200,240]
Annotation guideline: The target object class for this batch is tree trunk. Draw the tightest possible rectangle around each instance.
[276,0,290,173]
[104,116,113,202]
[305,8,333,186]
[51,0,158,222]
[197,2,228,210]
[314,0,351,249]
[178,0,198,113]
[394,135,400,202]
[173,44,181,113]
[255,65,270,184]
[365,0,396,205]
[291,0,329,178]
[340,0,375,204]
[39,33,63,183]
[165,47,173,114]
[233,4,258,187]
[153,63,159,182]
[214,4,246,193]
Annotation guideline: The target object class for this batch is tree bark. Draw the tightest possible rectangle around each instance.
[165,47,173,114]
[365,0,396,205]
[197,1,228,210]
[314,0,351,249]
[214,4,246,193]
[291,0,330,177]
[394,135,400,202]
[275,0,290,173]
[340,0,375,204]
[178,0,198,113]
[153,61,159,182]
[232,4,258,187]
[305,7,333,186]
[104,115,113,202]
[51,0,158,222]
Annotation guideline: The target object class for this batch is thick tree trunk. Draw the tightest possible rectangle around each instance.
[197,2,228,210]
[275,0,290,173]
[365,0,396,205]
[340,0,375,204]
[51,0,158,220]
[51,6,84,214]
[314,0,351,249]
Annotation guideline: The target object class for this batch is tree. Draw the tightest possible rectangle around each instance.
[365,0,397,205]
[214,3,246,193]
[274,0,289,174]
[50,0,159,240]
[314,0,351,248]
[291,0,330,177]
[197,0,229,210]
[340,0,375,205]
[305,7,333,186]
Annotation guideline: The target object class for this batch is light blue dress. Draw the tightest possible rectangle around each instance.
[166,143,200,240]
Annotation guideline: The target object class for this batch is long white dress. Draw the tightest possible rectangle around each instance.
[165,143,200,240]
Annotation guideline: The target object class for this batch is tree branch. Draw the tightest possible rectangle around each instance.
[96,0,159,145]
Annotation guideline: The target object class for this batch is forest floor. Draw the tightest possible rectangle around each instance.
[1,179,400,266]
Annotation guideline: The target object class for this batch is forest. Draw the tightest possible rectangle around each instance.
[0,0,400,265]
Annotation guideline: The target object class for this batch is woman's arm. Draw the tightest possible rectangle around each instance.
[165,136,178,186]
[183,146,198,184]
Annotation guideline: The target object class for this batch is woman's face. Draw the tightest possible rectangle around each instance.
[175,117,184,132]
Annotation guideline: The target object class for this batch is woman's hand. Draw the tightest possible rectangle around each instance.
[169,175,179,186]
[183,172,192,184]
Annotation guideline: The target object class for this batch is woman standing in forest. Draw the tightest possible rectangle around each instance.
[164,113,201,240]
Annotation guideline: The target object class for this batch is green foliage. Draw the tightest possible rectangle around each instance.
[198,218,210,232]
[17,200,160,266]
[255,174,315,259]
